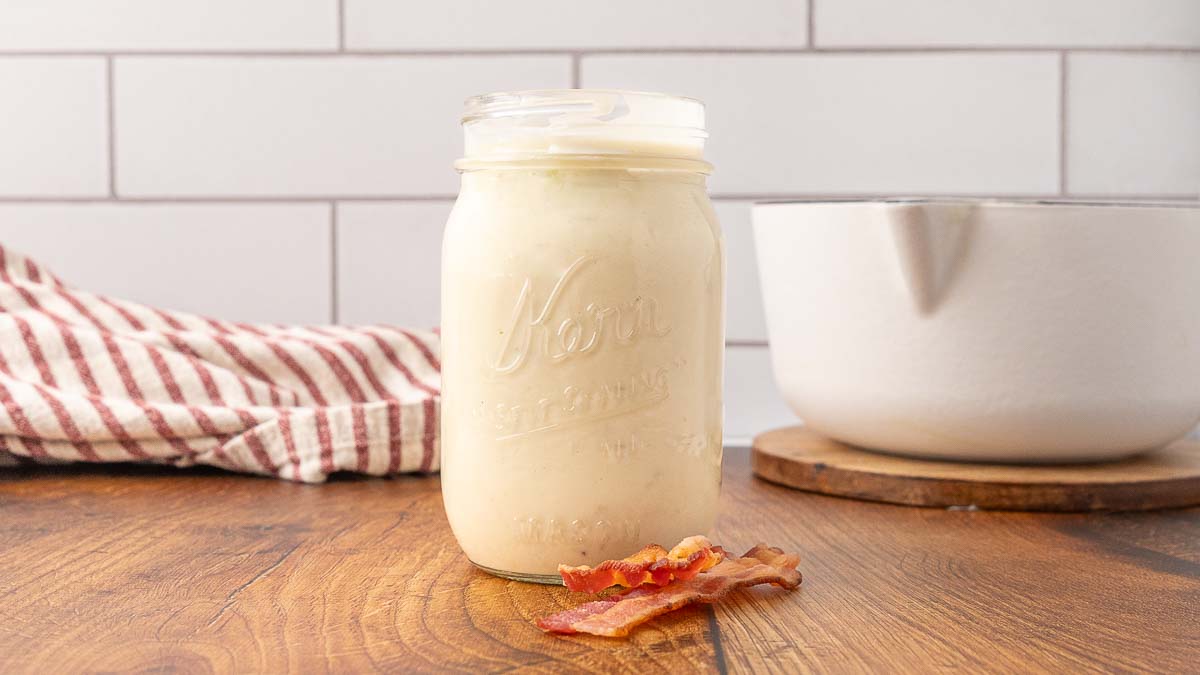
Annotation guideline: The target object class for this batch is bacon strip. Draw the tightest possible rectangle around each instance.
[558,535,727,593]
[539,545,802,637]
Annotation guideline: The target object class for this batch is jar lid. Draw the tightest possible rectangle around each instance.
[459,89,710,169]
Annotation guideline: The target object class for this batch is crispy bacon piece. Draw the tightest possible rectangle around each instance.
[538,544,802,637]
[558,535,727,594]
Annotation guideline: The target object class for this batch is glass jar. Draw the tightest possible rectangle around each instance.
[440,90,724,583]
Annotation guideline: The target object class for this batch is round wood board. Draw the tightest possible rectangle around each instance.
[751,426,1200,512]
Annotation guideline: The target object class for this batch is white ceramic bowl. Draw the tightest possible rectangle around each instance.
[753,199,1200,462]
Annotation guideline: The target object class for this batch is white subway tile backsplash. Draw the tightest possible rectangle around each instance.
[581,53,1060,195]
[114,56,571,197]
[336,201,451,328]
[817,0,1200,48]
[0,1,337,51]
[0,58,107,197]
[1,1,1193,445]
[717,201,768,343]
[1068,53,1200,196]
[344,0,807,50]
[0,204,331,324]
[724,345,797,443]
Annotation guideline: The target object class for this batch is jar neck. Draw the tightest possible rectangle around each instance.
[456,154,712,174]
[459,166,709,189]
[459,90,711,174]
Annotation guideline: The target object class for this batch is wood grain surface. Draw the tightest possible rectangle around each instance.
[753,426,1200,512]
[1,449,1198,673]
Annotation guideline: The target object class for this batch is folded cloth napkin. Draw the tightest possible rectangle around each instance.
[0,245,439,482]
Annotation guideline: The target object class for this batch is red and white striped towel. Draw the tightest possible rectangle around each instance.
[0,244,439,482]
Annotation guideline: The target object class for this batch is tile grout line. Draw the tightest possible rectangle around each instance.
[709,192,1200,201]
[807,0,816,48]
[803,45,1200,54]
[1059,50,1069,196]
[0,46,1197,57]
[0,195,462,203]
[337,0,346,51]
[106,57,117,197]
[330,202,339,325]
[0,192,1197,204]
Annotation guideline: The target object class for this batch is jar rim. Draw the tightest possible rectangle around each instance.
[459,89,709,164]
[461,89,705,125]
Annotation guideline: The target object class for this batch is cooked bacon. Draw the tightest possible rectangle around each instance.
[538,544,802,637]
[558,535,727,593]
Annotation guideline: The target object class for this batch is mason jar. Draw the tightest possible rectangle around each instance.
[440,90,724,583]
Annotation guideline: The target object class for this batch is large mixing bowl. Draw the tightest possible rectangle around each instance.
[753,199,1200,462]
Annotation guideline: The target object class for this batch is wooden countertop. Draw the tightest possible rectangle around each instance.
[2,449,1197,673]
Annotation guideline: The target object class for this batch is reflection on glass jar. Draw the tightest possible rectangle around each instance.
[440,90,724,583]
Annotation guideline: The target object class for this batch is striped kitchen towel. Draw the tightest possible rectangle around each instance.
[0,245,439,482]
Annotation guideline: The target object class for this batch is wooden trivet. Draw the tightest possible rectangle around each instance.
[751,426,1200,512]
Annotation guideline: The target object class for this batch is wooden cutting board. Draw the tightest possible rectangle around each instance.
[752,426,1200,512]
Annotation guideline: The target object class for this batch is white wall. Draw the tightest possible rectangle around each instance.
[0,0,1197,444]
